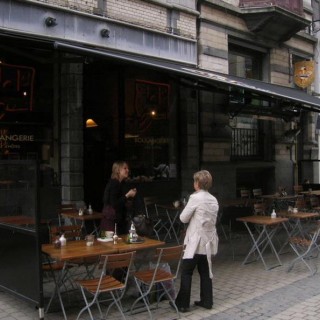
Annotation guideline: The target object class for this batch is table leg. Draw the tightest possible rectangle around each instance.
[163,209,180,244]
[241,222,283,270]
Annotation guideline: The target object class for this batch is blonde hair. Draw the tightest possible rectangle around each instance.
[111,161,128,180]
[193,170,212,190]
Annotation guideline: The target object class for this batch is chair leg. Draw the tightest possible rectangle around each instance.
[288,244,318,275]
[107,291,127,320]
[131,280,153,320]
[76,287,97,320]
[158,282,180,318]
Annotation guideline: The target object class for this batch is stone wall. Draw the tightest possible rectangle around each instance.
[60,61,84,204]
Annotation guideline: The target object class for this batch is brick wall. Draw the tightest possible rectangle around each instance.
[33,0,196,39]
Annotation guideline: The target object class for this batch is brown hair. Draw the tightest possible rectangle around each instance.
[193,170,212,190]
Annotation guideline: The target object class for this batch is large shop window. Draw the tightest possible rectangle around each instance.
[124,80,177,182]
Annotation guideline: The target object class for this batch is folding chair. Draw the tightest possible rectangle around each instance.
[144,197,170,240]
[240,189,251,206]
[42,253,75,320]
[76,251,136,320]
[45,223,99,318]
[309,196,320,212]
[58,203,78,226]
[252,188,262,200]
[287,221,320,275]
[293,185,303,195]
[294,196,308,212]
[253,202,267,216]
[131,245,184,320]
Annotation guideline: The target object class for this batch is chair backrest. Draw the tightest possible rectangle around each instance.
[99,251,135,285]
[144,197,158,218]
[293,185,303,195]
[295,197,307,210]
[49,224,83,242]
[58,203,78,214]
[152,245,184,281]
[252,188,262,198]
[253,202,266,215]
[240,189,250,198]
[309,196,319,208]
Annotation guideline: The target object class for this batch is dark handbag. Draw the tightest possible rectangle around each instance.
[132,215,154,237]
[100,205,116,231]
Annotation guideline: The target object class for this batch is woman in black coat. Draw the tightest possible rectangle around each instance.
[100,161,138,235]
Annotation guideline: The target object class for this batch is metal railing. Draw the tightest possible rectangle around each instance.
[231,128,261,160]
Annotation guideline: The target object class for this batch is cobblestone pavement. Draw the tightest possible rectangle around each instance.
[1,235,320,320]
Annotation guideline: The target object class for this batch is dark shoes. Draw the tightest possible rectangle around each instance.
[194,300,212,309]
[169,301,190,313]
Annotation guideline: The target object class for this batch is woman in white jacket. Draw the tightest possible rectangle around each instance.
[173,170,219,312]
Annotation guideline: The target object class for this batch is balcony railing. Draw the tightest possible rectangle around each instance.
[239,0,303,16]
[231,128,262,160]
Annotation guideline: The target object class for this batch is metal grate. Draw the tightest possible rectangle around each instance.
[231,128,260,159]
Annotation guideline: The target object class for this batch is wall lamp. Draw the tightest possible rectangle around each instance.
[100,28,110,38]
[45,17,57,27]
[310,19,320,34]
[86,118,98,128]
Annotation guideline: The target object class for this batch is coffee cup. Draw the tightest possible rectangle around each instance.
[105,231,114,239]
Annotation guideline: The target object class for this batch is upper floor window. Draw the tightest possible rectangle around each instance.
[229,43,263,80]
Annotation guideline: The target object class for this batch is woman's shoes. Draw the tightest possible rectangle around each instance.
[169,301,190,313]
[194,300,212,309]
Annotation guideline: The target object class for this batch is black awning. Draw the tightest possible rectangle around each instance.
[54,41,320,113]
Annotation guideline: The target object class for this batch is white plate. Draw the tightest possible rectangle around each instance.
[97,238,113,242]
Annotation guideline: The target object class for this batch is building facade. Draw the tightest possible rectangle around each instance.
[0,0,319,215]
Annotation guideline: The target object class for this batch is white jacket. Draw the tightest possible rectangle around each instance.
[180,189,219,278]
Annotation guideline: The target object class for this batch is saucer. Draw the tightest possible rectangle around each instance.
[97,238,113,242]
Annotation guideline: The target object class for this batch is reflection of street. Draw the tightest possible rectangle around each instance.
[153,163,169,179]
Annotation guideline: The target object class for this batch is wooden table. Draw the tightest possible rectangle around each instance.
[60,211,104,236]
[42,237,165,319]
[261,194,297,210]
[299,190,320,196]
[42,236,165,261]
[277,210,319,253]
[0,215,47,228]
[237,215,288,270]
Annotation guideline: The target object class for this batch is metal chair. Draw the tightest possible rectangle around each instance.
[295,196,307,211]
[240,189,251,206]
[58,203,78,226]
[253,202,267,216]
[252,188,262,200]
[144,197,170,240]
[130,245,184,320]
[44,223,99,318]
[76,251,136,320]
[309,196,320,211]
[287,221,320,275]
[293,185,303,195]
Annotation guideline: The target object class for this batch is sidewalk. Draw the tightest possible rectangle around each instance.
[1,236,320,320]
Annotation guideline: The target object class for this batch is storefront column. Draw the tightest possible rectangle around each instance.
[180,86,200,196]
[60,61,84,204]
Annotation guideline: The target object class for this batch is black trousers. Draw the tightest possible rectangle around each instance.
[175,254,213,308]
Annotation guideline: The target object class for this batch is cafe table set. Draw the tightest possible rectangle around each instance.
[60,209,103,237]
[236,207,320,271]
[42,233,165,320]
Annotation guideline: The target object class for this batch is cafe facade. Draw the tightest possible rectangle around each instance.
[1,0,320,214]
[2,0,320,315]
